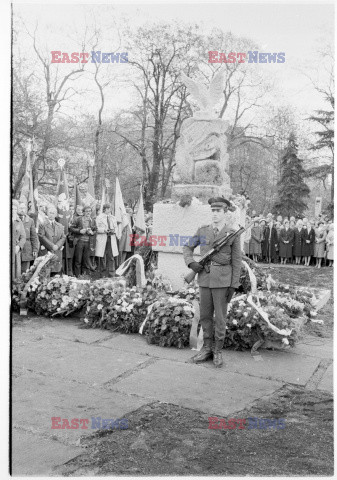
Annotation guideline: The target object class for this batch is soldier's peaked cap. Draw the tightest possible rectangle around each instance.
[208,197,231,208]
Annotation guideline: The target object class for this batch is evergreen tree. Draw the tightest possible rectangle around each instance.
[307,94,334,204]
[273,133,310,218]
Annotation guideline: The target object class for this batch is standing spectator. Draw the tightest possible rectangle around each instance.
[302,220,315,266]
[12,200,26,280]
[260,219,267,261]
[70,206,96,277]
[18,202,39,273]
[243,216,252,257]
[293,220,304,265]
[73,204,83,222]
[314,221,327,269]
[262,219,278,263]
[250,218,263,262]
[38,205,66,275]
[326,223,334,267]
[279,220,294,264]
[95,204,119,277]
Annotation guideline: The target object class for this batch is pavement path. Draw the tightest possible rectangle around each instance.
[11,314,333,476]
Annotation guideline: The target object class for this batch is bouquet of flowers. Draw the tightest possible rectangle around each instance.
[175,281,199,302]
[225,294,298,350]
[142,297,195,348]
[34,275,91,317]
[238,257,270,293]
[83,278,167,333]
[11,254,56,312]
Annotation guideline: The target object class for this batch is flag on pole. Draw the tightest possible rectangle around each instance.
[114,177,129,239]
[20,141,36,215]
[115,178,132,261]
[134,185,146,233]
[74,178,83,208]
[56,159,70,234]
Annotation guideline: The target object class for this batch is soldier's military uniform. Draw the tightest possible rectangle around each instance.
[183,199,242,367]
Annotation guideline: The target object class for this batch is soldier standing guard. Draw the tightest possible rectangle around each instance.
[183,197,242,368]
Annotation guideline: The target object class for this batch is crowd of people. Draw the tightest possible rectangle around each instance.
[12,196,334,283]
[244,212,334,268]
[11,199,149,280]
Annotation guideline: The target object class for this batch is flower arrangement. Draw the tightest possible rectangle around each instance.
[82,275,168,333]
[175,281,199,302]
[225,294,298,350]
[238,257,269,293]
[141,297,194,348]
[34,275,91,316]
[11,255,55,312]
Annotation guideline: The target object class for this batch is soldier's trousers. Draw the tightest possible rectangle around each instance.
[199,287,229,351]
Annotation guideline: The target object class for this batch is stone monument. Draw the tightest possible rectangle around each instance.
[152,70,248,289]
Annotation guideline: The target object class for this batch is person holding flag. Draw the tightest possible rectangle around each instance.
[115,178,132,264]
[55,159,72,274]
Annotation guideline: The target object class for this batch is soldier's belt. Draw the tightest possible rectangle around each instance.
[209,260,231,266]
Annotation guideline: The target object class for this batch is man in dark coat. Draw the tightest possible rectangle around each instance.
[183,197,242,368]
[70,205,97,277]
[279,220,294,264]
[302,220,315,266]
[293,220,304,265]
[38,205,66,274]
[262,219,278,263]
[18,202,39,273]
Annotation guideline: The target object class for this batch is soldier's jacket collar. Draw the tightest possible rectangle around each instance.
[208,223,233,242]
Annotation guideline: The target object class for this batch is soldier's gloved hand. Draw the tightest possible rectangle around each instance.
[226,287,236,303]
[189,262,203,273]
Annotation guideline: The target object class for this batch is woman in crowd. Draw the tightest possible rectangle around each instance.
[293,220,303,265]
[250,218,263,262]
[279,219,294,264]
[325,223,334,267]
[289,218,296,230]
[302,220,315,266]
[262,218,278,263]
[244,216,252,257]
[314,221,327,268]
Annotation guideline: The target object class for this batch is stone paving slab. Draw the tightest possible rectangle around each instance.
[11,429,85,476]
[12,336,148,384]
[290,337,333,360]
[100,333,194,362]
[209,349,321,386]
[12,371,150,444]
[13,316,114,345]
[317,364,333,393]
[100,334,322,386]
[113,359,282,416]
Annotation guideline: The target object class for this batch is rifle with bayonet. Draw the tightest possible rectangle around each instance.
[184,221,254,284]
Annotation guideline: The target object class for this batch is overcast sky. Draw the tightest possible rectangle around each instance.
[13,3,334,121]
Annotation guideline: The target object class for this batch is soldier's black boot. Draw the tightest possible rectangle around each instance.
[213,351,223,368]
[213,340,224,368]
[193,341,213,363]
